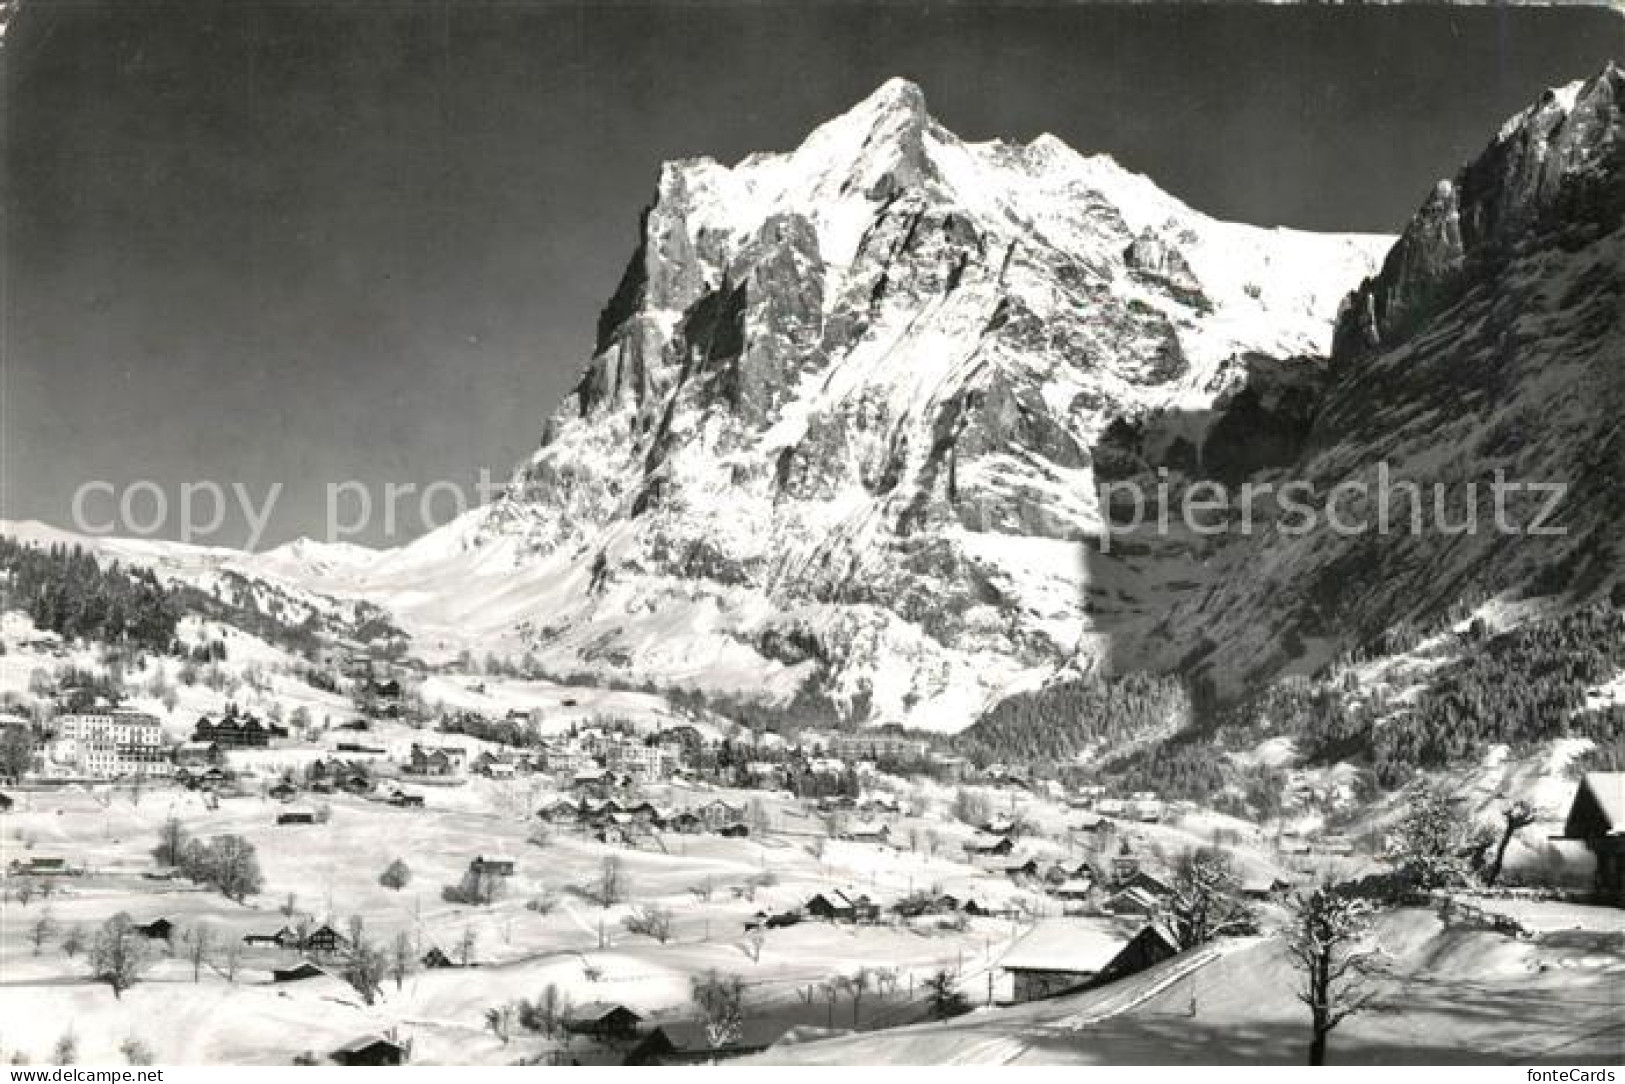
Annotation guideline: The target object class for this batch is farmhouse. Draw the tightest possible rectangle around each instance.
[1561,772,1625,906]
[303,924,350,955]
[1000,920,1128,1002]
[845,821,891,844]
[272,960,332,982]
[470,854,517,877]
[1107,885,1163,917]
[9,856,68,876]
[965,834,1014,857]
[625,1020,787,1064]
[1096,923,1182,984]
[566,1002,643,1041]
[421,946,460,969]
[330,1034,408,1066]
[134,917,175,941]
[243,926,298,948]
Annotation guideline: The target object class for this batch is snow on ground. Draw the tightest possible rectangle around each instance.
[751,908,1625,1064]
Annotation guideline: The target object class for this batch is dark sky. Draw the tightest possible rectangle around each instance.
[5,1,1619,548]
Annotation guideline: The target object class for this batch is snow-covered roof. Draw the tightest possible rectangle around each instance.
[1000,920,1125,974]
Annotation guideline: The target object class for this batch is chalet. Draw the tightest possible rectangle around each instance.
[845,821,892,844]
[1560,772,1625,906]
[804,889,879,923]
[9,856,67,876]
[965,834,1015,858]
[572,768,612,790]
[135,917,175,941]
[277,809,317,826]
[406,744,457,777]
[330,1034,408,1066]
[1241,873,1293,900]
[304,924,350,955]
[995,857,1042,882]
[420,946,459,969]
[565,1002,643,1042]
[244,926,299,948]
[1052,879,1097,912]
[0,792,13,813]
[1001,920,1128,1002]
[388,790,425,808]
[1096,923,1182,984]
[273,960,331,982]
[717,823,751,838]
[625,1020,787,1065]
[173,740,223,768]
[338,770,373,794]
[1106,885,1163,917]
[537,798,581,823]
[268,781,298,801]
[1109,842,1141,885]
[470,855,516,877]
[697,799,745,829]
[1050,858,1099,882]
[805,890,856,922]
[1121,869,1174,899]
[667,810,704,834]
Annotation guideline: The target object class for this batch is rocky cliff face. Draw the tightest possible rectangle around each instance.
[1159,64,1625,696]
[357,78,1385,727]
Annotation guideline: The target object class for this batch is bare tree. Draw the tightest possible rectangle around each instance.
[847,967,872,1026]
[1484,801,1538,887]
[744,931,765,963]
[691,970,746,1050]
[622,904,674,943]
[390,931,414,991]
[29,908,55,954]
[153,816,188,868]
[222,938,243,983]
[1165,848,1256,949]
[118,1038,154,1066]
[1285,889,1381,1066]
[341,940,388,1006]
[279,891,299,919]
[183,924,214,982]
[484,1004,515,1045]
[593,856,627,908]
[59,923,84,959]
[91,914,153,999]
[52,1032,77,1065]
[821,979,842,1028]
[457,925,478,967]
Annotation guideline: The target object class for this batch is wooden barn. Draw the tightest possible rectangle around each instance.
[1561,772,1625,906]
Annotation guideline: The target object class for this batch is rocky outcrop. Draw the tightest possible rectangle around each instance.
[1334,63,1623,356]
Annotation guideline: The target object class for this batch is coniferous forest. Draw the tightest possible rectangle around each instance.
[0,537,179,653]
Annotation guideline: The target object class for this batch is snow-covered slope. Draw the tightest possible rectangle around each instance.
[279,78,1385,726]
